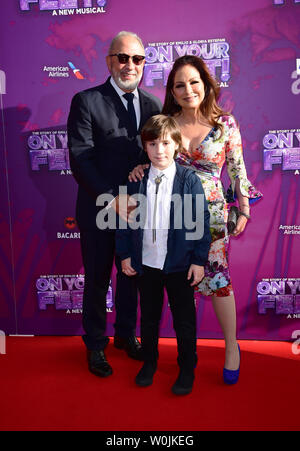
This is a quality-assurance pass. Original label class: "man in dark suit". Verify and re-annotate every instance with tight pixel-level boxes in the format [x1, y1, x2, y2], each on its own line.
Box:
[67, 31, 162, 377]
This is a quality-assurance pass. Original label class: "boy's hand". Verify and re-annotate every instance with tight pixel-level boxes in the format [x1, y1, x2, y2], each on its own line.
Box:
[129, 164, 149, 182]
[187, 264, 204, 286]
[121, 258, 137, 276]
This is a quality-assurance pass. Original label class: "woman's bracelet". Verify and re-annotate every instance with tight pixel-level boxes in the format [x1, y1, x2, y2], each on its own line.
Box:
[239, 210, 251, 219]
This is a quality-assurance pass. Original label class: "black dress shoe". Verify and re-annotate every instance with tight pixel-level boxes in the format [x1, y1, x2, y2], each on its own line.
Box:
[172, 369, 194, 395]
[114, 336, 144, 361]
[135, 362, 157, 387]
[87, 350, 113, 378]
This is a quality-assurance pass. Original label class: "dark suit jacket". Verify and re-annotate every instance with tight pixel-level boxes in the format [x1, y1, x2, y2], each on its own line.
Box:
[67, 77, 162, 229]
[115, 163, 211, 275]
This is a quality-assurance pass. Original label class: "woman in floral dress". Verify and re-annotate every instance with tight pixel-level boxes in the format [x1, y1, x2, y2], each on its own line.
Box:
[130, 55, 262, 382]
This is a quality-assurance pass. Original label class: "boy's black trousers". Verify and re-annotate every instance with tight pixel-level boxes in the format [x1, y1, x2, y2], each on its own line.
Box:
[138, 265, 197, 370]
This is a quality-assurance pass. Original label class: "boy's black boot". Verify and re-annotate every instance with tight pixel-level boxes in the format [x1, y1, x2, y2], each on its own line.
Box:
[171, 368, 195, 395]
[135, 361, 157, 387]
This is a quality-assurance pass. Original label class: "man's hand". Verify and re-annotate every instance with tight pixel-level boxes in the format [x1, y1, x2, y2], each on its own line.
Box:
[111, 194, 137, 223]
[121, 258, 137, 276]
[187, 264, 204, 286]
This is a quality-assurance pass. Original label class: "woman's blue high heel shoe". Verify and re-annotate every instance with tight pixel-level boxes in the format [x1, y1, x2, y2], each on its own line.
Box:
[223, 344, 240, 385]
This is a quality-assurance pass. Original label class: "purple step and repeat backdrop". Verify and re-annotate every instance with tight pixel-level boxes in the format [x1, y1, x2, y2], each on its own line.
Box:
[0, 0, 299, 340]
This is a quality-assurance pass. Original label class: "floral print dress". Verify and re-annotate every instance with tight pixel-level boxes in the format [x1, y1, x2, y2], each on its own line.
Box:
[175, 115, 262, 297]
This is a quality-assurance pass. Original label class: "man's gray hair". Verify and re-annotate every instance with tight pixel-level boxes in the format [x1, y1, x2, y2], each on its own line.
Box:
[108, 31, 145, 55]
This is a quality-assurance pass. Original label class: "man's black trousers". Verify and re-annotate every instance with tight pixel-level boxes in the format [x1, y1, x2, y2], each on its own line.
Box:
[80, 229, 138, 351]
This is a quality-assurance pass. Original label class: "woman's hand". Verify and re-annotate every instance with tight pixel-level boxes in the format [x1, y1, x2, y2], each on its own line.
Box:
[232, 215, 248, 236]
[121, 258, 137, 276]
[233, 179, 250, 237]
[129, 164, 149, 182]
[187, 264, 204, 286]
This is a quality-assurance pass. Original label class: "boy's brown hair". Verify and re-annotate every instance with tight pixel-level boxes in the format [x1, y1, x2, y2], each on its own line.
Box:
[141, 114, 182, 158]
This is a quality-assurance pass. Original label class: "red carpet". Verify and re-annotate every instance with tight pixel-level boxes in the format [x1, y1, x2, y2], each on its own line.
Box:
[0, 336, 299, 431]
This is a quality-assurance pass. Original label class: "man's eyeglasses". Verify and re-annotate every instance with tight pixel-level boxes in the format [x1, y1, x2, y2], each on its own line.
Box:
[109, 53, 145, 66]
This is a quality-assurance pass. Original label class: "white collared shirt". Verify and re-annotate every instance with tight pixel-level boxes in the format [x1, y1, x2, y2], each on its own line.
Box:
[142, 161, 176, 270]
[110, 77, 141, 129]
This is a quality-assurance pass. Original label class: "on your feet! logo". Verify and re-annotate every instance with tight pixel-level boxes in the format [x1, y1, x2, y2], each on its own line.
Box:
[19, 0, 107, 16]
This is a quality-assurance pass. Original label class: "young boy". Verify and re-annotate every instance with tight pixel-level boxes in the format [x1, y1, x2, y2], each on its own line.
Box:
[116, 115, 211, 395]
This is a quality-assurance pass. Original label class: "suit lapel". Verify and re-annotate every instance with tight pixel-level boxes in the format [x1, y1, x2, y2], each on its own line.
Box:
[102, 78, 128, 114]
[138, 89, 153, 132]
[171, 164, 184, 197]
[101, 80, 153, 135]
[138, 168, 149, 195]
[136, 169, 149, 243]
[169, 164, 184, 234]
[101, 78, 136, 133]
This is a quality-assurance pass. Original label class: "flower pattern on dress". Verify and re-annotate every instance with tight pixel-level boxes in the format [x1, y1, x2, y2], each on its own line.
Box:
[176, 115, 263, 297]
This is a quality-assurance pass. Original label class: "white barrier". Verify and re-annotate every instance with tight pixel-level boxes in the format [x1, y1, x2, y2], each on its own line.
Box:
[0, 330, 6, 354]
[0, 69, 6, 95]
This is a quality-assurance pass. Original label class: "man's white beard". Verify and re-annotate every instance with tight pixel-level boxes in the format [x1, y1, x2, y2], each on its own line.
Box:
[114, 72, 142, 91]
